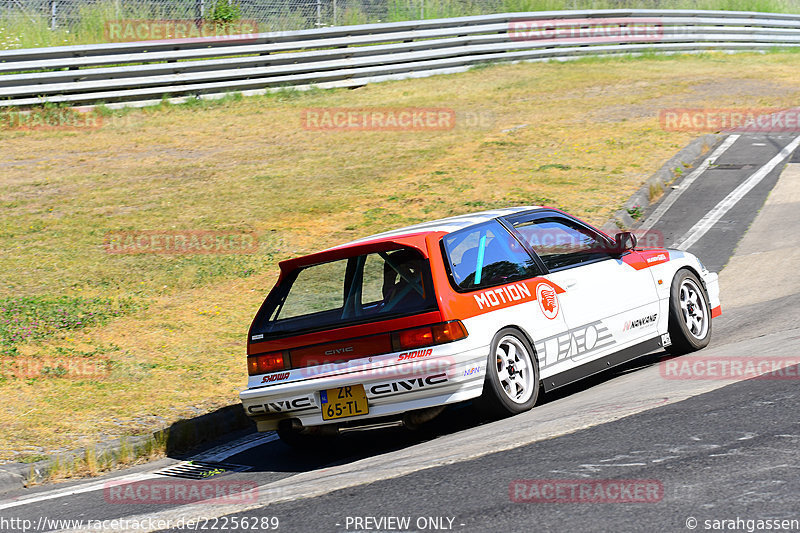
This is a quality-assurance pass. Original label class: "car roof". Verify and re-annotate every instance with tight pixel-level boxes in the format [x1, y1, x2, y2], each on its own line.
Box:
[280, 206, 547, 271]
[337, 206, 542, 248]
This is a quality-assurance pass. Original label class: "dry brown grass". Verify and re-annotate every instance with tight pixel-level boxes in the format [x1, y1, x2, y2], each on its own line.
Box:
[2, 52, 800, 462]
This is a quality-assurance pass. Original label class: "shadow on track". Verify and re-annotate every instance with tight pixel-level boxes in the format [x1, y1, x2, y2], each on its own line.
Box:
[184, 347, 680, 477]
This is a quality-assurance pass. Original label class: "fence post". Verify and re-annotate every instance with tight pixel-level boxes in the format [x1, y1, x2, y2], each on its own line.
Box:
[196, 0, 205, 22]
[333, 0, 337, 26]
[316, 0, 322, 27]
[50, 0, 57, 30]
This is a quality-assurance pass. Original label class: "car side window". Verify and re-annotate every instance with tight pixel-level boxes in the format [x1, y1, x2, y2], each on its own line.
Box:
[510, 215, 613, 271]
[443, 220, 542, 290]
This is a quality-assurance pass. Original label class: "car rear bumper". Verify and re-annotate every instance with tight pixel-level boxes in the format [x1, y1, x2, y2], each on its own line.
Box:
[239, 342, 488, 431]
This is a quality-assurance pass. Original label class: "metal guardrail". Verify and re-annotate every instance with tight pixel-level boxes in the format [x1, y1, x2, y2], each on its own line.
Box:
[2, 9, 800, 109]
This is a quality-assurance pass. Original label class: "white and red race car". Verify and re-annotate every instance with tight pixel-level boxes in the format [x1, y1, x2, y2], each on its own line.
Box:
[240, 207, 720, 445]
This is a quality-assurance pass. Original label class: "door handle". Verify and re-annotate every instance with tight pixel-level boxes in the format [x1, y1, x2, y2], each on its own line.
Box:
[563, 278, 578, 288]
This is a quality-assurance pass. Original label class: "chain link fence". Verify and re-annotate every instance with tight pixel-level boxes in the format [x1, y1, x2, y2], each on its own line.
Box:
[0, 0, 511, 31]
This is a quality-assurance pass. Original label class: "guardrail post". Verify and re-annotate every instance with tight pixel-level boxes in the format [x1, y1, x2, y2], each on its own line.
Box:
[50, 0, 57, 30]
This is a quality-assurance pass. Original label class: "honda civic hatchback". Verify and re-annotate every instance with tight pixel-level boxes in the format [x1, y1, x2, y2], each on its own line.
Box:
[240, 207, 721, 445]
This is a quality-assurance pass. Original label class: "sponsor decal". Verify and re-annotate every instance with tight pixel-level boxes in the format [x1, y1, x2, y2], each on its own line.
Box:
[622, 249, 670, 270]
[623, 314, 658, 331]
[660, 333, 672, 347]
[509, 479, 663, 503]
[463, 365, 481, 377]
[536, 283, 559, 320]
[398, 348, 433, 361]
[369, 372, 448, 395]
[473, 282, 532, 310]
[246, 396, 314, 414]
[260, 371, 290, 384]
[535, 320, 615, 368]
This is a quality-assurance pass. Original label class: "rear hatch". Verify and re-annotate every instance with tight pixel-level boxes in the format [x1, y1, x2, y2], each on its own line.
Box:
[247, 242, 461, 379]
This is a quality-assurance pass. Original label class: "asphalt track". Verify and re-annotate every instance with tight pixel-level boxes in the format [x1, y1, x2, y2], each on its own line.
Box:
[1, 132, 798, 533]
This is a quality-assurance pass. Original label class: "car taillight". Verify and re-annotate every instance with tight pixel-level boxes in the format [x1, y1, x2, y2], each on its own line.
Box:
[392, 320, 468, 351]
[432, 320, 469, 343]
[247, 351, 285, 375]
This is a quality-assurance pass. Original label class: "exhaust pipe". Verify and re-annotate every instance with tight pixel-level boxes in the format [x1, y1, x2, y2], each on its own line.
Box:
[278, 418, 339, 437]
[402, 406, 446, 430]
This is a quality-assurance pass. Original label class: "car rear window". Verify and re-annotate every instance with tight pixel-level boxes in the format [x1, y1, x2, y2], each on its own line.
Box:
[251, 248, 438, 339]
[442, 220, 542, 291]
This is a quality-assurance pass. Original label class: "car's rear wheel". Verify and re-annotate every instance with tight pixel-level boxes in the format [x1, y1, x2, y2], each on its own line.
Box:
[476, 328, 539, 418]
[667, 269, 712, 354]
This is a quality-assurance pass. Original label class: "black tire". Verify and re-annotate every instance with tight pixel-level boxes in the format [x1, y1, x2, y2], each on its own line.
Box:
[667, 269, 712, 355]
[475, 328, 540, 419]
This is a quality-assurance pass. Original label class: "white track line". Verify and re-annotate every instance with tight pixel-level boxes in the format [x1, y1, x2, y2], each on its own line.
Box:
[673, 135, 800, 251]
[639, 134, 740, 231]
[0, 432, 278, 510]
[0, 473, 160, 511]
[194, 432, 279, 463]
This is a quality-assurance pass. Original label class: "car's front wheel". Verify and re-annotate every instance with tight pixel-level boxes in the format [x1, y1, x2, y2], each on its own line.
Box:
[667, 269, 712, 354]
[476, 328, 540, 418]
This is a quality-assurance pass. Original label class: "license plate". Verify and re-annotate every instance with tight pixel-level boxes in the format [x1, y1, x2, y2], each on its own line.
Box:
[320, 384, 369, 420]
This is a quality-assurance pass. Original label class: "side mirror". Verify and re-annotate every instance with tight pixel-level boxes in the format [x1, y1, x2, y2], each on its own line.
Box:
[614, 231, 637, 253]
